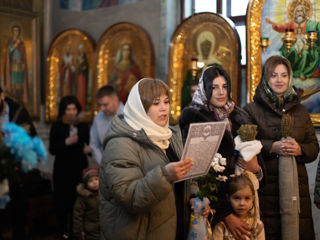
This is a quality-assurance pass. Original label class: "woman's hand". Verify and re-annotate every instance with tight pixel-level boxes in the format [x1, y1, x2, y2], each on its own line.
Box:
[202, 204, 211, 218]
[65, 135, 78, 145]
[270, 141, 284, 155]
[282, 139, 302, 156]
[224, 213, 251, 240]
[271, 140, 302, 156]
[165, 158, 193, 182]
[237, 155, 260, 174]
[83, 144, 91, 154]
[190, 198, 212, 218]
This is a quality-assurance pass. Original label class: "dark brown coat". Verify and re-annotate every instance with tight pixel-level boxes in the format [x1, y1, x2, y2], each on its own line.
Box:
[244, 84, 319, 240]
[73, 184, 99, 240]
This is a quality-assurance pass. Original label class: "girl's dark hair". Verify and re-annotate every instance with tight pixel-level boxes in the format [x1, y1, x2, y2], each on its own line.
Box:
[138, 78, 169, 113]
[202, 64, 232, 103]
[57, 95, 82, 120]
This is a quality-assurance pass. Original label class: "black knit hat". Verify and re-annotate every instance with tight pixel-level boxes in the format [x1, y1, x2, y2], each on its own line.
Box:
[82, 168, 99, 189]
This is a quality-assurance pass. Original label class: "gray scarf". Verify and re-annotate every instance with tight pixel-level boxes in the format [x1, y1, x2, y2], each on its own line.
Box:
[279, 115, 300, 240]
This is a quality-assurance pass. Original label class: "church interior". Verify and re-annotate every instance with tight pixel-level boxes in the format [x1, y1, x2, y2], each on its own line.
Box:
[0, 0, 320, 239]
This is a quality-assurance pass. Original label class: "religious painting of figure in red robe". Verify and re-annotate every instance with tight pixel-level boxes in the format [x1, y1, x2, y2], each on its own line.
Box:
[75, 43, 89, 110]
[108, 43, 142, 103]
[95, 22, 154, 107]
[45, 30, 95, 122]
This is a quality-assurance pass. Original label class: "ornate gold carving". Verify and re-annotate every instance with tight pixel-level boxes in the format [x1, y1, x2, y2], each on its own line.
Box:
[168, 13, 241, 124]
[247, 0, 266, 102]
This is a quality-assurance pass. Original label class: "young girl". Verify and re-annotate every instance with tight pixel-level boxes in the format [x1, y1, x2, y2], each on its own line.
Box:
[212, 174, 265, 240]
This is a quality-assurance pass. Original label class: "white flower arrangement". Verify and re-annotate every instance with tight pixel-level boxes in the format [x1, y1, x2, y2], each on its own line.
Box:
[211, 153, 227, 175]
[196, 152, 228, 202]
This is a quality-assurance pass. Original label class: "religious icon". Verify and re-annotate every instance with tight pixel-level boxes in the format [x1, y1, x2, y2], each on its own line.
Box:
[5, 25, 29, 104]
[168, 13, 241, 123]
[108, 43, 142, 103]
[196, 31, 221, 67]
[247, 0, 320, 125]
[95, 22, 154, 105]
[0, 12, 41, 119]
[264, 1, 320, 81]
[180, 30, 225, 109]
[45, 29, 95, 122]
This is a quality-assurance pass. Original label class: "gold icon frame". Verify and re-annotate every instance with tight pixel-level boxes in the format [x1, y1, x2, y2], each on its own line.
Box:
[45, 29, 95, 122]
[95, 22, 154, 104]
[168, 13, 241, 124]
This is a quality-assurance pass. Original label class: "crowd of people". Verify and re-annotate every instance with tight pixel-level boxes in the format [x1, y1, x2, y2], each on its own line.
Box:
[0, 55, 319, 240]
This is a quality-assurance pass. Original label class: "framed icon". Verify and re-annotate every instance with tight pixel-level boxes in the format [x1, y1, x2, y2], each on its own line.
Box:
[45, 29, 95, 122]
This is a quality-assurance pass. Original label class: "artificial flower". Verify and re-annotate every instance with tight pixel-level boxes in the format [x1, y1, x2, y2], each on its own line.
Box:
[0, 122, 47, 178]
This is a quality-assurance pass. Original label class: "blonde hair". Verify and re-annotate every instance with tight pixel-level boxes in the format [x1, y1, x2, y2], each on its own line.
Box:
[138, 78, 169, 112]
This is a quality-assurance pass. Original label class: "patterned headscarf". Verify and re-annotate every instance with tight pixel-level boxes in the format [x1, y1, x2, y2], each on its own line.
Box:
[192, 66, 234, 131]
[261, 56, 297, 108]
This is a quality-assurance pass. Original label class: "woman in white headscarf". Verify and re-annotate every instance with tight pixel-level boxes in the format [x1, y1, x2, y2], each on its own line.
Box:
[180, 64, 264, 240]
[99, 78, 194, 240]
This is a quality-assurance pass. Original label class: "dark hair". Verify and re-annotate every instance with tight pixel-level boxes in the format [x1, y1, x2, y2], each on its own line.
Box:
[118, 43, 134, 64]
[202, 64, 231, 103]
[138, 78, 169, 113]
[96, 85, 117, 99]
[0, 88, 3, 93]
[263, 55, 291, 81]
[58, 95, 82, 120]
[11, 25, 21, 33]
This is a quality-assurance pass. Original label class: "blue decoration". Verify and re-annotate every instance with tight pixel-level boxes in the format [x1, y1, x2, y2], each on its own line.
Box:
[187, 197, 210, 240]
[1, 122, 47, 172]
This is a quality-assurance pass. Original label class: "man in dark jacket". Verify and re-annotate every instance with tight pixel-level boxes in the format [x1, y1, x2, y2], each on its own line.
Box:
[0, 87, 37, 240]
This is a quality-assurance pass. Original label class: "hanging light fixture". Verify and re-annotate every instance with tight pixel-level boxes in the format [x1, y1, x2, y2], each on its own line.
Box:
[306, 30, 317, 48]
[260, 37, 272, 53]
[282, 28, 296, 52]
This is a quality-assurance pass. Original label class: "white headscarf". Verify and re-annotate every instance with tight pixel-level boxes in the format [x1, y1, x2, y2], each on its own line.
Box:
[124, 79, 172, 150]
